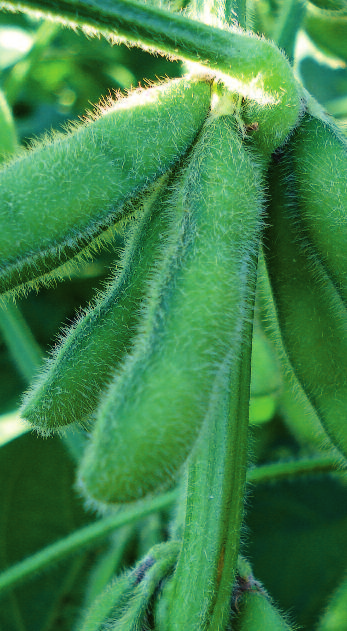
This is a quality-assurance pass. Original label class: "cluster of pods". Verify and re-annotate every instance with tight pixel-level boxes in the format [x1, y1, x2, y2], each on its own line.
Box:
[0, 65, 346, 628]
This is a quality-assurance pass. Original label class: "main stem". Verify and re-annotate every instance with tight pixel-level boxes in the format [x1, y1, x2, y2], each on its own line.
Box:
[4, 0, 301, 118]
[162, 262, 257, 631]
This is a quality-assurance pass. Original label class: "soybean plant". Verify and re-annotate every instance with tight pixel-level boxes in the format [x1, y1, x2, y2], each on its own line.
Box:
[0, 0, 346, 630]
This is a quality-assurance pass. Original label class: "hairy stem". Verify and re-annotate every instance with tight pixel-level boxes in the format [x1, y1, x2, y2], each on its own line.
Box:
[3, 0, 302, 147]
[249, 454, 342, 485]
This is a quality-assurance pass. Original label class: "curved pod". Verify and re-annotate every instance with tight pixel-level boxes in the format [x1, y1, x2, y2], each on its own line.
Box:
[256, 255, 342, 456]
[264, 152, 347, 461]
[0, 76, 211, 295]
[234, 590, 293, 631]
[21, 177, 173, 433]
[291, 114, 347, 305]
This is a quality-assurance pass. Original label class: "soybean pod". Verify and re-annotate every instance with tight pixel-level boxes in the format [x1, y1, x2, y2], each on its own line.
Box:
[21, 176, 174, 433]
[233, 589, 293, 631]
[256, 255, 342, 456]
[290, 113, 347, 306]
[77, 541, 179, 631]
[264, 151, 347, 461]
[77, 112, 264, 505]
[109, 541, 180, 630]
[0, 76, 211, 296]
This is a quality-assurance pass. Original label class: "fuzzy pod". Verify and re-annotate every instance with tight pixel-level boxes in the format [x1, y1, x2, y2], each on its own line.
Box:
[304, 5, 347, 60]
[162, 323, 257, 630]
[0, 75, 211, 296]
[289, 114, 347, 306]
[78, 541, 179, 631]
[77, 571, 136, 631]
[109, 541, 180, 630]
[21, 176, 173, 433]
[77, 113, 264, 505]
[256, 254, 342, 456]
[233, 589, 294, 631]
[264, 152, 347, 461]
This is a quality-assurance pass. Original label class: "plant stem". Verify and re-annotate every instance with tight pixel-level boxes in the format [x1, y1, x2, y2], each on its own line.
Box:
[0, 0, 273, 73]
[0, 295, 89, 459]
[0, 299, 43, 383]
[3, 0, 302, 137]
[207, 292, 255, 631]
[0, 488, 179, 598]
[161, 256, 257, 630]
[248, 453, 342, 484]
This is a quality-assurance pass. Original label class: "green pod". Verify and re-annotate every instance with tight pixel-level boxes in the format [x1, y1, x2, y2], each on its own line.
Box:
[21, 176, 173, 433]
[77, 113, 264, 504]
[233, 589, 293, 631]
[78, 541, 179, 631]
[290, 114, 347, 306]
[264, 152, 347, 461]
[304, 5, 347, 60]
[256, 255, 341, 455]
[109, 541, 180, 630]
[0, 76, 211, 296]
[77, 571, 136, 631]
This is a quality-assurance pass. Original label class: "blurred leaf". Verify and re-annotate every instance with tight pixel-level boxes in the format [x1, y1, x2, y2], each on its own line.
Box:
[304, 6, 347, 62]
[246, 475, 347, 629]
[1, 20, 182, 142]
[299, 56, 347, 112]
[0, 26, 33, 69]
[0, 410, 28, 447]
[0, 89, 18, 159]
[0, 432, 95, 631]
[249, 395, 277, 425]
